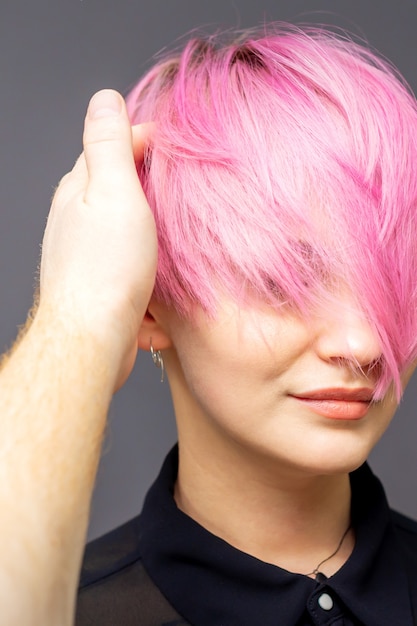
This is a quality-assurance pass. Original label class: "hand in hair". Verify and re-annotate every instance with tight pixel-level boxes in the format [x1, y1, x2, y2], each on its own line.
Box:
[0, 90, 156, 625]
[40, 89, 157, 389]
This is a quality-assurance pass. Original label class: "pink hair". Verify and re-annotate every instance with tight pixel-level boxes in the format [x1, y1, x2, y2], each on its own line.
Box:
[126, 24, 417, 399]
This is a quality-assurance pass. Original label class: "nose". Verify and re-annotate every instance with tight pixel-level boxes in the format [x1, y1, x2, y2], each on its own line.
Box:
[313, 300, 382, 369]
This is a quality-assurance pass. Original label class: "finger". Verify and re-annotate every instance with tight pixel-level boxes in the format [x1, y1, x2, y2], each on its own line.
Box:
[51, 153, 87, 208]
[65, 124, 152, 196]
[71, 152, 88, 179]
[83, 90, 144, 201]
[131, 123, 155, 164]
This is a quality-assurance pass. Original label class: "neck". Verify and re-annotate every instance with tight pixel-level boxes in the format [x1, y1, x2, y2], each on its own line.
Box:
[174, 432, 354, 577]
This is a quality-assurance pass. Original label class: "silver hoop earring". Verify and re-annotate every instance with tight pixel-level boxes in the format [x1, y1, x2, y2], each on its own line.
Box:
[150, 338, 164, 383]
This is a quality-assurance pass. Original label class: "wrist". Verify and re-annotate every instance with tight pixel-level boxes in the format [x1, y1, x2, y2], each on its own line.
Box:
[28, 301, 131, 393]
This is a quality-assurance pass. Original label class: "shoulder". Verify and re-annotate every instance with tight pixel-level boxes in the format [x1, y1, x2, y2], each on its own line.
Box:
[78, 515, 142, 588]
[390, 509, 417, 571]
[391, 509, 417, 542]
[76, 516, 188, 626]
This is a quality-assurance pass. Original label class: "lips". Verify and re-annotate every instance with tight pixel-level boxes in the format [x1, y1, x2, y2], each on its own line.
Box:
[292, 388, 374, 402]
[290, 388, 374, 420]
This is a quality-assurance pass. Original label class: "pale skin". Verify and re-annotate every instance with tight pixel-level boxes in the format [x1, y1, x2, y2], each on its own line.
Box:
[0, 88, 414, 624]
[142, 296, 415, 578]
[0, 90, 157, 625]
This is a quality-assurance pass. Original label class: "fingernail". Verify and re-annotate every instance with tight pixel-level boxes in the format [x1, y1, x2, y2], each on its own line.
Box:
[88, 90, 122, 119]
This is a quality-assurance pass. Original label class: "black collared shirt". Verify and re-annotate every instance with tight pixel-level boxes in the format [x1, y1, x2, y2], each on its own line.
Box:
[77, 446, 417, 625]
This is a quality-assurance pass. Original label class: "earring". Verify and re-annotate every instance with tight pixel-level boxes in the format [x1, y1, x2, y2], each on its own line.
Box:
[150, 338, 164, 383]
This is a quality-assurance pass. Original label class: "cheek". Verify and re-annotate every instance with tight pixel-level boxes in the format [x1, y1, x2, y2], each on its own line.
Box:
[172, 331, 251, 408]
[169, 313, 310, 423]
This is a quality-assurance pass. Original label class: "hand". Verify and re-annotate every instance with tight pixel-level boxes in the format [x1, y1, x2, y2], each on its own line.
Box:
[39, 90, 157, 388]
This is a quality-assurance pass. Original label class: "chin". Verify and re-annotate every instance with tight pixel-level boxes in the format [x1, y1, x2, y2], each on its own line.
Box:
[309, 455, 369, 477]
[257, 431, 378, 478]
[290, 440, 375, 477]
[298, 417, 387, 476]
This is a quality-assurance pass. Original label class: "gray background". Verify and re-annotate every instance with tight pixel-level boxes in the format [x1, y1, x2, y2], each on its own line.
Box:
[0, 0, 416, 541]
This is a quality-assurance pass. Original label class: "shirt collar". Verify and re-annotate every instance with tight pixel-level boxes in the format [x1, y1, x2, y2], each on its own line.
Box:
[139, 446, 413, 626]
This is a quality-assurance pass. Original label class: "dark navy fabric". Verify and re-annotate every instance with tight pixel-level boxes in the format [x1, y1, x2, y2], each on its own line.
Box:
[77, 446, 417, 625]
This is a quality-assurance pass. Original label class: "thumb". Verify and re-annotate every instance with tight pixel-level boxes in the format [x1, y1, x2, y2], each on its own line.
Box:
[83, 89, 147, 205]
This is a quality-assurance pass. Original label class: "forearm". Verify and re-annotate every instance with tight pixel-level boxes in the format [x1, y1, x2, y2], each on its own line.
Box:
[0, 90, 156, 624]
[0, 308, 118, 625]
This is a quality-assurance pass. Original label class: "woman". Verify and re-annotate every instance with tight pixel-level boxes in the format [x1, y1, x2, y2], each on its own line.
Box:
[77, 25, 417, 625]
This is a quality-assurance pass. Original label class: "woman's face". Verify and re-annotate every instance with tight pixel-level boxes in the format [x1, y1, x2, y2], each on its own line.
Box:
[159, 293, 415, 476]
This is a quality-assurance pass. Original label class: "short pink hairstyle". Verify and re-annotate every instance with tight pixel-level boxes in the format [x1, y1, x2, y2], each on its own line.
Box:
[126, 24, 417, 399]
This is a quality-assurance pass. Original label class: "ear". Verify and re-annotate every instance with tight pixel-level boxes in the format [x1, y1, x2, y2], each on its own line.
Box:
[137, 298, 173, 352]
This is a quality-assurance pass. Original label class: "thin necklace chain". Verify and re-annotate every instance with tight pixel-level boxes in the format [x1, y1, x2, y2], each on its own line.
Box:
[305, 523, 352, 579]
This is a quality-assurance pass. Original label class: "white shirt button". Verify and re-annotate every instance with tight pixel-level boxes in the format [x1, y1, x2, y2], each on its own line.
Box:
[318, 592, 334, 611]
